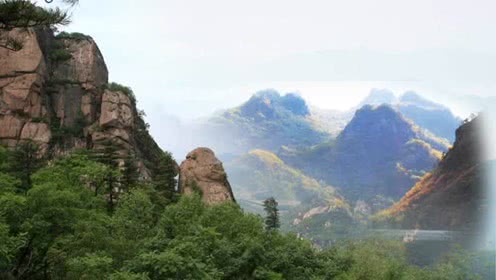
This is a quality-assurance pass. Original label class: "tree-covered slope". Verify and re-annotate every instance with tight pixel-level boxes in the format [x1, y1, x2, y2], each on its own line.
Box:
[225, 149, 345, 212]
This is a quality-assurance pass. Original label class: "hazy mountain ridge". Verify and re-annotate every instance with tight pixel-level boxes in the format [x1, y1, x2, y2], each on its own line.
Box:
[192, 90, 332, 156]
[357, 89, 461, 142]
[279, 104, 448, 200]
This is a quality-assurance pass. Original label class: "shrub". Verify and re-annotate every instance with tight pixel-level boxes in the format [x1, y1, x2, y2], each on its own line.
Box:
[56, 31, 91, 41]
[106, 82, 137, 104]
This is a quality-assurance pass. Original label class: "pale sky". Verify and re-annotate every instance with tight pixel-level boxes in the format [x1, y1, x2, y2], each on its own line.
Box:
[45, 0, 495, 118]
[39, 0, 496, 156]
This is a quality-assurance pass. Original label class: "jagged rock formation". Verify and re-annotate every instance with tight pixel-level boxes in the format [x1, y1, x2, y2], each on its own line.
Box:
[0, 28, 166, 177]
[377, 117, 485, 231]
[280, 104, 449, 200]
[179, 147, 235, 205]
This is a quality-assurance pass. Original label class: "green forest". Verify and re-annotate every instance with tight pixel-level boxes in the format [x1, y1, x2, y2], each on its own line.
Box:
[0, 145, 485, 279]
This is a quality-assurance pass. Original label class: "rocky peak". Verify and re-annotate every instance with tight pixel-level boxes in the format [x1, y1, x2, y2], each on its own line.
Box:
[338, 104, 416, 151]
[0, 28, 169, 178]
[179, 147, 235, 205]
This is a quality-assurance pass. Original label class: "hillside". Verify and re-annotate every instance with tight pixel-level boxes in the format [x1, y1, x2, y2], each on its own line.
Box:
[225, 149, 357, 243]
[225, 149, 345, 211]
[280, 104, 449, 200]
[376, 117, 485, 231]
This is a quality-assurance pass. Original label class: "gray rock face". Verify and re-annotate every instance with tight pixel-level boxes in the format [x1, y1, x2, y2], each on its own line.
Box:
[179, 147, 236, 205]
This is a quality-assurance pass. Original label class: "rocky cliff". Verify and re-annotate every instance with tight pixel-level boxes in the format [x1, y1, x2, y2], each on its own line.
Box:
[0, 28, 165, 177]
[377, 117, 484, 231]
[179, 147, 235, 205]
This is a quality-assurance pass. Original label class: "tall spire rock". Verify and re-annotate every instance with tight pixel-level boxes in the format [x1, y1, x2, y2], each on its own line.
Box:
[179, 147, 236, 205]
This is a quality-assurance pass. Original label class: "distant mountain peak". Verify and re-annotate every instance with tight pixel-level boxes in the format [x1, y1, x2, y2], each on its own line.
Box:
[399, 91, 445, 109]
[239, 90, 309, 120]
[358, 88, 397, 107]
[357, 89, 460, 142]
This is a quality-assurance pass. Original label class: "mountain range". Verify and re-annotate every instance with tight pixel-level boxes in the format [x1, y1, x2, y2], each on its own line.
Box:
[279, 104, 449, 200]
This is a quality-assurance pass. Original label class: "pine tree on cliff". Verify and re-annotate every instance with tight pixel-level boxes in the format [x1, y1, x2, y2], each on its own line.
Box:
[0, 0, 78, 51]
[121, 153, 140, 191]
[91, 139, 122, 212]
[263, 197, 280, 231]
[152, 152, 178, 203]
[8, 141, 43, 193]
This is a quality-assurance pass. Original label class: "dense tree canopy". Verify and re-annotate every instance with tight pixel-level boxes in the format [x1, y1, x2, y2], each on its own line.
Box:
[0, 146, 487, 279]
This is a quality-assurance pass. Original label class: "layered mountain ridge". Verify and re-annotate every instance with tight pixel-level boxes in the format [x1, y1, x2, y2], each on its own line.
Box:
[358, 89, 461, 142]
[280, 104, 449, 200]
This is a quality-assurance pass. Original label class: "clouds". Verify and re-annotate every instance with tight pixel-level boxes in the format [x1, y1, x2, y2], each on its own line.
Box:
[50, 0, 495, 123]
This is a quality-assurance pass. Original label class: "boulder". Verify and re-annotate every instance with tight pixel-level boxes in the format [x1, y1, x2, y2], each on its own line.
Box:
[179, 147, 235, 205]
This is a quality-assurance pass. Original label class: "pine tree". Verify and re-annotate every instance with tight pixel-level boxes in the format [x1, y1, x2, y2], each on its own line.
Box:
[8, 141, 43, 193]
[0, 0, 78, 51]
[151, 152, 178, 203]
[91, 139, 122, 212]
[263, 197, 280, 231]
[121, 153, 140, 192]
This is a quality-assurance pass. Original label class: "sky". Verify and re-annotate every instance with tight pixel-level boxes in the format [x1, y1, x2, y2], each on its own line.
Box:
[39, 0, 496, 154]
[44, 0, 496, 118]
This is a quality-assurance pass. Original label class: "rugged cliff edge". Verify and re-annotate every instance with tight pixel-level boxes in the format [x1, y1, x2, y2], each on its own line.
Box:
[0, 28, 165, 178]
[376, 117, 485, 231]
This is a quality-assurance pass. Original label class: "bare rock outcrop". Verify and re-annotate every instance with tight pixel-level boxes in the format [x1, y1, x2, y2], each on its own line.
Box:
[179, 147, 236, 205]
[99, 90, 133, 128]
[0, 28, 168, 179]
[51, 36, 108, 90]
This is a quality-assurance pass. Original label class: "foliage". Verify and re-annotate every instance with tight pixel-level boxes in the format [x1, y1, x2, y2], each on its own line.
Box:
[107, 82, 137, 104]
[6, 141, 43, 193]
[49, 40, 72, 62]
[0, 146, 489, 279]
[263, 197, 280, 231]
[0, 0, 76, 51]
[56, 31, 90, 41]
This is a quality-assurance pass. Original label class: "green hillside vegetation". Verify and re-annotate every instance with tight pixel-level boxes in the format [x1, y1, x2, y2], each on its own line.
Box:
[226, 149, 344, 209]
[0, 146, 483, 279]
[226, 149, 368, 244]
